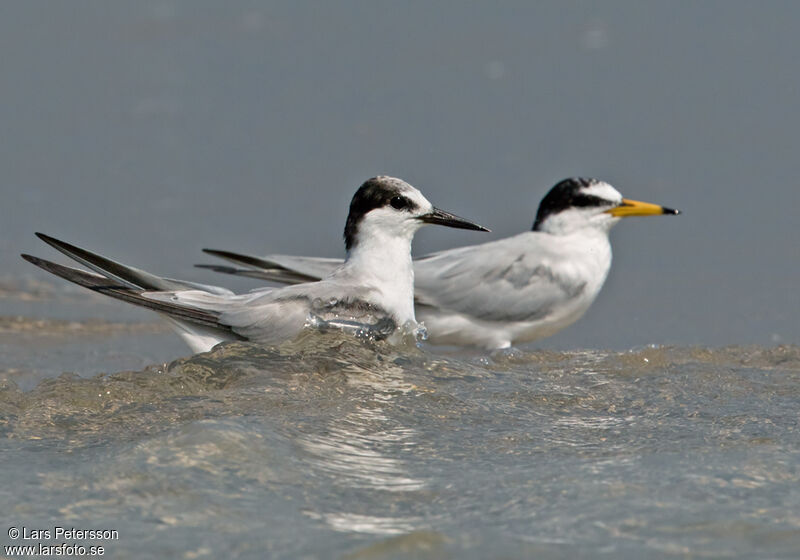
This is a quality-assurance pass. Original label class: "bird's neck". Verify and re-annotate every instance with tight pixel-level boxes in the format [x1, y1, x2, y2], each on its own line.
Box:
[546, 226, 613, 253]
[344, 230, 416, 324]
[540, 227, 613, 282]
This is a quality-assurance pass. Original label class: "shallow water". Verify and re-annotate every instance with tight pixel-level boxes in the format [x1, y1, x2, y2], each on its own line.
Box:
[2, 315, 799, 559]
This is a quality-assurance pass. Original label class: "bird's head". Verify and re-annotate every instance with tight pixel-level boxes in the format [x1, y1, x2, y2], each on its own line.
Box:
[344, 176, 489, 252]
[532, 177, 680, 235]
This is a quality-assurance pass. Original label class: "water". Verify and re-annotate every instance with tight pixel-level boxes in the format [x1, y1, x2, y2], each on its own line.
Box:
[2, 311, 798, 559]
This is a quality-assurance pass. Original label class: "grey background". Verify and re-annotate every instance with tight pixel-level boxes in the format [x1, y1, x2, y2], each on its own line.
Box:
[2, 1, 798, 350]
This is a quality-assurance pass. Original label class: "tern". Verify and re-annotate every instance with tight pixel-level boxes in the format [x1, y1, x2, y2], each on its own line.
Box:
[21, 176, 489, 353]
[198, 178, 680, 350]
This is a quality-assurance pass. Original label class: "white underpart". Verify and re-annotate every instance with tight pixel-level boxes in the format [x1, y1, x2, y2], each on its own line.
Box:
[415, 228, 613, 349]
[336, 187, 433, 327]
[161, 316, 234, 353]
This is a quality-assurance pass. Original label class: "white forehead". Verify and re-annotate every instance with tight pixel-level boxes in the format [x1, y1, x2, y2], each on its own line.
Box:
[581, 180, 622, 203]
[379, 176, 432, 210]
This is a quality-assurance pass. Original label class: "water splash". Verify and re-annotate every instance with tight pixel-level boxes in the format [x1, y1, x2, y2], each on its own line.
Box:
[2, 334, 800, 557]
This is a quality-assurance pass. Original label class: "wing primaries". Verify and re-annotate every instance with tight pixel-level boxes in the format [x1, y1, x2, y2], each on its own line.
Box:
[195, 263, 315, 284]
[200, 249, 338, 284]
[20, 253, 243, 337]
[36, 232, 233, 295]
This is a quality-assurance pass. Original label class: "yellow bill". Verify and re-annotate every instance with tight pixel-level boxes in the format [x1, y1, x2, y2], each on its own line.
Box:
[605, 198, 681, 217]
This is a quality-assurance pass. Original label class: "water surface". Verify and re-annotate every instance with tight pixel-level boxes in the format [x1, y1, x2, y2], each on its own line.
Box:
[2, 318, 798, 559]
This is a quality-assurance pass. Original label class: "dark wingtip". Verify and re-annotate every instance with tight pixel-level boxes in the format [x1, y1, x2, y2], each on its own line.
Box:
[195, 264, 237, 273]
[35, 231, 69, 250]
[21, 253, 66, 276]
[202, 249, 246, 260]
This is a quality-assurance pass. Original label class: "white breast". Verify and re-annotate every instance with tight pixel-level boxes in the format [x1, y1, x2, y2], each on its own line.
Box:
[417, 230, 613, 349]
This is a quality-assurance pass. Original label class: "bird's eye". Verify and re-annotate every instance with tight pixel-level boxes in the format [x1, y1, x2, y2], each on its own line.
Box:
[390, 196, 409, 210]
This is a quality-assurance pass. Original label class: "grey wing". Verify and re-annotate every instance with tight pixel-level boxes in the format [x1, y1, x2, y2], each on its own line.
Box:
[199, 250, 340, 284]
[152, 279, 390, 344]
[413, 236, 585, 323]
[143, 286, 309, 345]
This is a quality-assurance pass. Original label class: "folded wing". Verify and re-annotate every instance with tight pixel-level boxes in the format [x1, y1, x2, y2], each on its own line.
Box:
[413, 234, 585, 323]
[198, 250, 339, 285]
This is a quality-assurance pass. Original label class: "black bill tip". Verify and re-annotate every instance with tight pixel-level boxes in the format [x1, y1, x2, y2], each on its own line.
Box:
[663, 207, 681, 215]
[418, 207, 490, 232]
